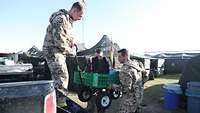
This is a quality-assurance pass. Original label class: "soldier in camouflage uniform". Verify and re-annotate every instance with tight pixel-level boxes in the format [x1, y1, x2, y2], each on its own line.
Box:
[116, 49, 148, 113]
[42, 1, 85, 96]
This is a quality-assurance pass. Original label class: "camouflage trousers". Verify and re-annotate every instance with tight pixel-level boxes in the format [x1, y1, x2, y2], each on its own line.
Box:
[43, 48, 69, 96]
[118, 88, 143, 113]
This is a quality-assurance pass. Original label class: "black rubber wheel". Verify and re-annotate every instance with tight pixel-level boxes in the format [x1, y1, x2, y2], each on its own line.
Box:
[96, 92, 112, 109]
[110, 90, 121, 99]
[78, 88, 92, 102]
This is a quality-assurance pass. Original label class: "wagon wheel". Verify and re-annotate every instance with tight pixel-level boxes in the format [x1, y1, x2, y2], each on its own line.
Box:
[110, 89, 121, 99]
[78, 87, 92, 102]
[96, 92, 112, 109]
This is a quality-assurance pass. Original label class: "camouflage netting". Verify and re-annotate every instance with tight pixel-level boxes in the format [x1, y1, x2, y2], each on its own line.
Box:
[179, 55, 200, 91]
[77, 35, 120, 56]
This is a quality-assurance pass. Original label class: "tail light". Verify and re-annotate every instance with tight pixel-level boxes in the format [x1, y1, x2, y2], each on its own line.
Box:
[44, 91, 56, 113]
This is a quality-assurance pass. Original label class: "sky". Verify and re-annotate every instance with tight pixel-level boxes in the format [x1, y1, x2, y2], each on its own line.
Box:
[0, 0, 200, 53]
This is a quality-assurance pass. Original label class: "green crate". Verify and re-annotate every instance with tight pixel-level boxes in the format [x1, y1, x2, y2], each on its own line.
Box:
[94, 73, 108, 88]
[85, 73, 108, 88]
[83, 73, 94, 86]
[74, 71, 119, 88]
[73, 71, 85, 85]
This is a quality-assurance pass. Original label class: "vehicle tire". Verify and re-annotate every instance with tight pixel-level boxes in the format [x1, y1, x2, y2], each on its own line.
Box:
[110, 89, 121, 99]
[96, 92, 112, 109]
[78, 88, 92, 102]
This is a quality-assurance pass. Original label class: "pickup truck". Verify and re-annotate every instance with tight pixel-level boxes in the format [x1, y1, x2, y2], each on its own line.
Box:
[0, 64, 88, 113]
[0, 64, 56, 113]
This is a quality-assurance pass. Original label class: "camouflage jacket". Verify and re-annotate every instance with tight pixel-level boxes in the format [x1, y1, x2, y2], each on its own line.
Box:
[118, 60, 144, 93]
[43, 9, 74, 55]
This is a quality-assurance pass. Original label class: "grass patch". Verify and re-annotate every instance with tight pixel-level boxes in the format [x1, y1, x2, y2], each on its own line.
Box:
[144, 74, 180, 103]
[143, 74, 186, 113]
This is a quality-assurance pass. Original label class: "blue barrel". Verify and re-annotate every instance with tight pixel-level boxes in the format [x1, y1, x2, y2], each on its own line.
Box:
[163, 83, 182, 109]
[186, 82, 200, 113]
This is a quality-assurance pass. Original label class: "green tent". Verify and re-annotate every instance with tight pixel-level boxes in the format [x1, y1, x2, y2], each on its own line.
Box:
[179, 55, 200, 91]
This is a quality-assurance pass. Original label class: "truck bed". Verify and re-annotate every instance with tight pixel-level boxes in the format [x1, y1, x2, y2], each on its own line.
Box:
[0, 80, 54, 113]
[0, 64, 89, 113]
